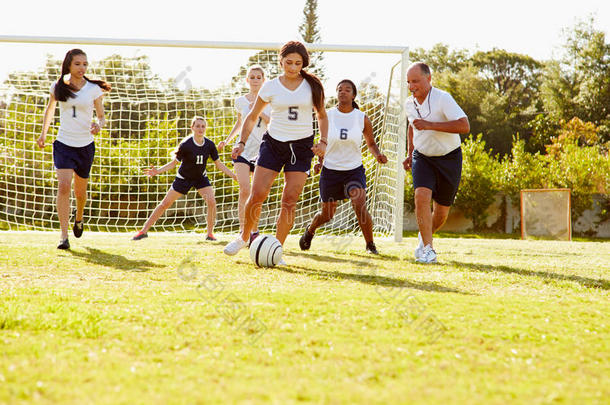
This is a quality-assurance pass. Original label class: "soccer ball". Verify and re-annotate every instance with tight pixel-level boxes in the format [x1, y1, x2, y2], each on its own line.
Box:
[249, 235, 283, 267]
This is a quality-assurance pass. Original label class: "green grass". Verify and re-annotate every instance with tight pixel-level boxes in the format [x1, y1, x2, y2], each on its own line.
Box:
[0, 231, 608, 404]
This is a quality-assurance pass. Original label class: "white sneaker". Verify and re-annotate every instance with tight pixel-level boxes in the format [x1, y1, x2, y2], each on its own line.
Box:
[414, 232, 424, 259]
[277, 258, 287, 266]
[416, 244, 437, 264]
[223, 237, 246, 256]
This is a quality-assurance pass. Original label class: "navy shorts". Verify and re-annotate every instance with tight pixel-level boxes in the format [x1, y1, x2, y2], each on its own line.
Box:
[319, 165, 367, 202]
[53, 140, 95, 179]
[232, 155, 255, 172]
[171, 176, 211, 194]
[412, 147, 462, 206]
[256, 132, 314, 173]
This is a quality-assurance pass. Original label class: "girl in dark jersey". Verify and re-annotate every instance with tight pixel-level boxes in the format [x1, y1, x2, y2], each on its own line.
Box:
[133, 117, 236, 241]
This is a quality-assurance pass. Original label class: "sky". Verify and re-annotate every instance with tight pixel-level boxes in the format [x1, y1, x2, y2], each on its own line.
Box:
[0, 0, 609, 90]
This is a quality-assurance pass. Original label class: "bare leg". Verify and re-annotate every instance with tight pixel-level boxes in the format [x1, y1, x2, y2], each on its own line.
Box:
[307, 201, 338, 234]
[240, 166, 278, 242]
[73, 173, 89, 222]
[140, 188, 183, 233]
[415, 187, 434, 247]
[234, 162, 252, 233]
[349, 187, 374, 244]
[275, 171, 308, 245]
[197, 186, 216, 236]
[56, 169, 73, 240]
[432, 201, 451, 233]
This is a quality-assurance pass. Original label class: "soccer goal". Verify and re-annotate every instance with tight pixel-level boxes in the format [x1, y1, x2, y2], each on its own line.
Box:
[0, 36, 408, 241]
[520, 188, 572, 241]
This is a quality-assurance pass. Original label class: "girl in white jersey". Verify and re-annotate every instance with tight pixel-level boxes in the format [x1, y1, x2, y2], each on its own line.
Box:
[218, 66, 271, 241]
[37, 49, 110, 250]
[300, 80, 388, 254]
[224, 41, 328, 262]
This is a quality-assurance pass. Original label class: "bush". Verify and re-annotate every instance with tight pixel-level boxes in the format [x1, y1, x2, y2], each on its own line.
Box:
[453, 134, 501, 230]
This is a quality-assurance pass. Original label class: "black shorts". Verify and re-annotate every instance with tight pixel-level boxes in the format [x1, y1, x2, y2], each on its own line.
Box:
[319, 165, 366, 203]
[232, 155, 255, 172]
[412, 147, 462, 206]
[52, 140, 95, 179]
[256, 132, 314, 173]
[171, 176, 211, 195]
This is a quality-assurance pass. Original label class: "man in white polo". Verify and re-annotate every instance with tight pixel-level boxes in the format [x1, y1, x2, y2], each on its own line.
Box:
[403, 62, 470, 263]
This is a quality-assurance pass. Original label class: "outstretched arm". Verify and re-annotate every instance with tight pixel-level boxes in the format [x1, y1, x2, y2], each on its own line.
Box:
[218, 114, 242, 150]
[37, 93, 57, 148]
[232, 97, 269, 159]
[363, 115, 387, 164]
[311, 107, 328, 158]
[144, 160, 179, 177]
[213, 159, 237, 181]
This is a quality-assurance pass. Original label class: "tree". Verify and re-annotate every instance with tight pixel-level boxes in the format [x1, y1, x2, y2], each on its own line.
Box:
[541, 16, 610, 143]
[299, 0, 325, 81]
[409, 43, 469, 74]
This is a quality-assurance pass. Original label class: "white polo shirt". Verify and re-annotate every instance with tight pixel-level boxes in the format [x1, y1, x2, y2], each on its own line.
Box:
[257, 77, 314, 142]
[406, 87, 466, 157]
[50, 81, 104, 147]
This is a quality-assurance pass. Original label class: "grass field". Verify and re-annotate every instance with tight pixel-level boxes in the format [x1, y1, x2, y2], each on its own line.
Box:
[1, 231, 608, 404]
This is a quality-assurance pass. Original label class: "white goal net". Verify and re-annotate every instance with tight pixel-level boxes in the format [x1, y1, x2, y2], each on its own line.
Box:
[0, 38, 407, 239]
[520, 189, 572, 241]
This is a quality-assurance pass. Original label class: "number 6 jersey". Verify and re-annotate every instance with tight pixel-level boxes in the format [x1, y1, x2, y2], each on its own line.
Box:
[323, 107, 366, 171]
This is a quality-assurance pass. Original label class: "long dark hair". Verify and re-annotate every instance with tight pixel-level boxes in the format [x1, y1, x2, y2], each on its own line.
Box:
[337, 79, 359, 110]
[54, 49, 111, 102]
[279, 41, 324, 111]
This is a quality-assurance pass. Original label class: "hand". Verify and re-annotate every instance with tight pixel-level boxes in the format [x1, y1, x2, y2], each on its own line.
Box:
[314, 162, 323, 175]
[36, 135, 46, 149]
[143, 165, 158, 177]
[403, 154, 412, 171]
[412, 119, 431, 131]
[311, 142, 326, 158]
[376, 154, 388, 164]
[231, 143, 244, 160]
[90, 122, 101, 135]
[218, 140, 226, 150]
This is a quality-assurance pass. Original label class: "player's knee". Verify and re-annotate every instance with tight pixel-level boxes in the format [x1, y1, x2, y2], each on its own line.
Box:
[239, 186, 251, 199]
[414, 189, 431, 207]
[57, 181, 71, 196]
[74, 190, 87, 200]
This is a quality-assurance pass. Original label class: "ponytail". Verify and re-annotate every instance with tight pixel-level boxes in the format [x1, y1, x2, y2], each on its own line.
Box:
[300, 69, 325, 111]
[352, 100, 360, 110]
[54, 49, 110, 101]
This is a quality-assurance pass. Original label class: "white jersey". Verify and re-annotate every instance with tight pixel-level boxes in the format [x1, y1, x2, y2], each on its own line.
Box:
[233, 95, 271, 161]
[406, 87, 466, 157]
[257, 77, 314, 142]
[323, 107, 366, 171]
[50, 81, 104, 147]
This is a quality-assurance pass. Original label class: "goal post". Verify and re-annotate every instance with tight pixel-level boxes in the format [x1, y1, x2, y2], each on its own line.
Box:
[0, 35, 408, 240]
[520, 188, 572, 241]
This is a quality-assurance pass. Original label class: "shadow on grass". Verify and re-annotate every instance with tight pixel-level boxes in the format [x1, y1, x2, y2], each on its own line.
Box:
[67, 247, 163, 272]
[275, 262, 470, 295]
[286, 251, 374, 267]
[447, 259, 610, 290]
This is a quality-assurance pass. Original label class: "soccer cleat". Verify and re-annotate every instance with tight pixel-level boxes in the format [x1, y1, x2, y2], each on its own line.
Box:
[414, 232, 424, 259]
[277, 257, 287, 266]
[223, 237, 246, 256]
[299, 226, 314, 250]
[57, 238, 70, 250]
[73, 220, 84, 238]
[416, 244, 437, 264]
[206, 234, 217, 241]
[366, 242, 379, 255]
[248, 230, 260, 247]
[132, 231, 148, 241]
